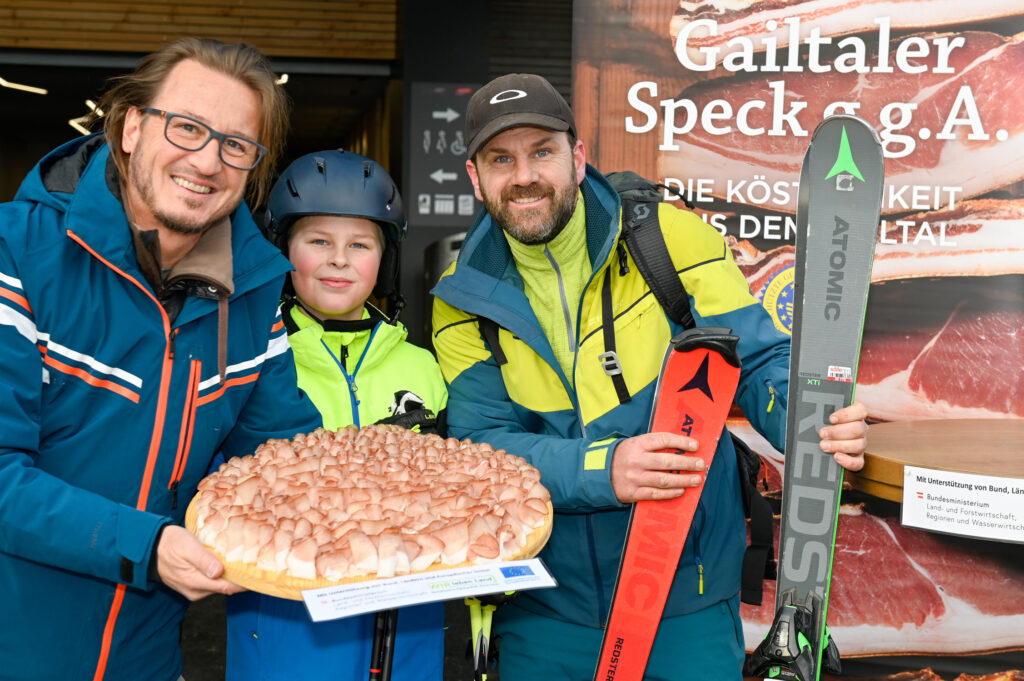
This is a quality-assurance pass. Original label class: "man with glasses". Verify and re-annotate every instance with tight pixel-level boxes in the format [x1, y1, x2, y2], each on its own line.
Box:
[0, 38, 321, 681]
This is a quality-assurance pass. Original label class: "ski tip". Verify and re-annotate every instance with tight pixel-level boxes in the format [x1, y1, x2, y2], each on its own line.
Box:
[812, 114, 883, 150]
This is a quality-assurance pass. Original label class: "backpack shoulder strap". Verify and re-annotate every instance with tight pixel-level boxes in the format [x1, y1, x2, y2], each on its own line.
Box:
[477, 316, 508, 366]
[606, 171, 695, 329]
[732, 432, 778, 605]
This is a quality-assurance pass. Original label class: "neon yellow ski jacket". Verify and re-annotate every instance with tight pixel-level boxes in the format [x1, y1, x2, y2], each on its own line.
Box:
[288, 306, 447, 428]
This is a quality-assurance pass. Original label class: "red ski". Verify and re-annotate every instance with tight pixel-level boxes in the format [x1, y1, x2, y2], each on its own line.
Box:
[594, 326, 741, 681]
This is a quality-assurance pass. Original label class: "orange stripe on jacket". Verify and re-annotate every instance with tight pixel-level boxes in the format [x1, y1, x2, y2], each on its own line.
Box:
[70, 230, 174, 681]
[42, 353, 141, 404]
[92, 584, 127, 681]
[196, 372, 260, 407]
[271, 319, 284, 333]
[0, 286, 32, 313]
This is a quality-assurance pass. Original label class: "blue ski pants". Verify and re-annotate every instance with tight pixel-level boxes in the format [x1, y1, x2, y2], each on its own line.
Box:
[225, 589, 443, 681]
[493, 595, 745, 681]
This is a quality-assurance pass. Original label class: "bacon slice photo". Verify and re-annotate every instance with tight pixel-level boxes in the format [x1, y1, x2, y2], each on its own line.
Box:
[740, 505, 1024, 656]
[185, 424, 552, 599]
[856, 275, 1024, 421]
[728, 225, 1024, 421]
[872, 199, 1024, 282]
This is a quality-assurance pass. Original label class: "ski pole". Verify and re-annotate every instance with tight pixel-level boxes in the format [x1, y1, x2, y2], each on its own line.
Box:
[368, 608, 398, 681]
[466, 592, 515, 680]
[465, 597, 493, 681]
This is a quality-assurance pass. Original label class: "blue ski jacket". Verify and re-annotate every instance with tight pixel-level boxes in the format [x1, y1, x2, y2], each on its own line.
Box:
[431, 165, 790, 627]
[0, 135, 322, 681]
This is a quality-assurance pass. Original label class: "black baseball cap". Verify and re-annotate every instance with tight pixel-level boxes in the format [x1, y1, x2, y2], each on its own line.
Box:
[465, 73, 576, 158]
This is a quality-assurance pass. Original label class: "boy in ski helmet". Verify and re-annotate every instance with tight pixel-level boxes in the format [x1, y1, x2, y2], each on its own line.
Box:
[225, 149, 447, 681]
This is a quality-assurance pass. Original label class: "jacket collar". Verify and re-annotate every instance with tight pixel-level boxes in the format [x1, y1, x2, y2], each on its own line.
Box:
[430, 164, 622, 379]
[458, 164, 621, 283]
[163, 217, 234, 296]
[432, 164, 622, 330]
[130, 216, 235, 297]
[287, 304, 408, 369]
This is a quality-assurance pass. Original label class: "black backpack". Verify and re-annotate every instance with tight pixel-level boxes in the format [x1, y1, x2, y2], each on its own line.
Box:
[477, 171, 777, 605]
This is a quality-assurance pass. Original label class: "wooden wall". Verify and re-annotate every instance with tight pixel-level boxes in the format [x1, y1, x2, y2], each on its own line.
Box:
[0, 0, 397, 60]
[491, 0, 572, 101]
[573, 0, 696, 178]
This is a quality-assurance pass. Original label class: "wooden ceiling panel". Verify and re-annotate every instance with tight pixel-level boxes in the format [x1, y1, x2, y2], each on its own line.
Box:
[0, 0, 397, 60]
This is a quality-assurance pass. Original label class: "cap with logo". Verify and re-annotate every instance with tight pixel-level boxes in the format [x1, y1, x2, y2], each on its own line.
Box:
[464, 73, 576, 158]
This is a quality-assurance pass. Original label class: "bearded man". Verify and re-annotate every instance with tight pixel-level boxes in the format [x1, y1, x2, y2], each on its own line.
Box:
[431, 73, 870, 681]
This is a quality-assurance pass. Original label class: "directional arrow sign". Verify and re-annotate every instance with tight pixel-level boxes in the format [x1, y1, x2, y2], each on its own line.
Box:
[430, 169, 459, 184]
[408, 82, 479, 228]
[431, 107, 460, 123]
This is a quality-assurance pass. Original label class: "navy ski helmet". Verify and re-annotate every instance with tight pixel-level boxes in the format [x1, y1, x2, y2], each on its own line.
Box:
[264, 149, 406, 301]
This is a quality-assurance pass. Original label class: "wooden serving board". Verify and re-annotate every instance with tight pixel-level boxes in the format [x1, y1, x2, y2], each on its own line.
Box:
[850, 419, 1024, 502]
[184, 493, 553, 600]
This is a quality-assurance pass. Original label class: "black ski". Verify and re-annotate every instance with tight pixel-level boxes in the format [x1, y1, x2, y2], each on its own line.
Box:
[746, 115, 883, 681]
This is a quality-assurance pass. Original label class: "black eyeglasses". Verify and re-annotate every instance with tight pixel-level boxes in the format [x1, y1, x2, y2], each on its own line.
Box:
[141, 107, 267, 171]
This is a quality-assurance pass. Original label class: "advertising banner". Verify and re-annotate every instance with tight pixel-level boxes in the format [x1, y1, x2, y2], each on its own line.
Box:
[573, 1, 1024, 677]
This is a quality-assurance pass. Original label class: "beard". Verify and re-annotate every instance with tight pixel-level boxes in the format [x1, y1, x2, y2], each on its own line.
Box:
[127, 147, 228, 236]
[480, 174, 579, 246]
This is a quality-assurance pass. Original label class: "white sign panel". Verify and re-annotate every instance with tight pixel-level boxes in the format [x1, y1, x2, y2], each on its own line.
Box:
[902, 465, 1024, 544]
[302, 558, 556, 622]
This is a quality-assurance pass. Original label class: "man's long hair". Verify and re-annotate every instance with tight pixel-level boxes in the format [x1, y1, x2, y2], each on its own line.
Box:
[94, 37, 290, 208]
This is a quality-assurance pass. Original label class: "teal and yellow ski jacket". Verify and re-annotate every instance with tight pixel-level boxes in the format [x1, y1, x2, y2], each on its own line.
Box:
[431, 165, 790, 626]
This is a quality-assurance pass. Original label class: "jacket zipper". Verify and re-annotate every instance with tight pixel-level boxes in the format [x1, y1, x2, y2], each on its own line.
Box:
[693, 503, 706, 596]
[543, 245, 577, 354]
[169, 358, 201, 509]
[67, 230, 176, 681]
[320, 323, 380, 428]
[764, 378, 777, 414]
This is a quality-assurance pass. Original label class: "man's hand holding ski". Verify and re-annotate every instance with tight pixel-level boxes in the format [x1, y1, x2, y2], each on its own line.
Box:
[611, 402, 868, 506]
[610, 433, 704, 503]
[818, 402, 869, 471]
